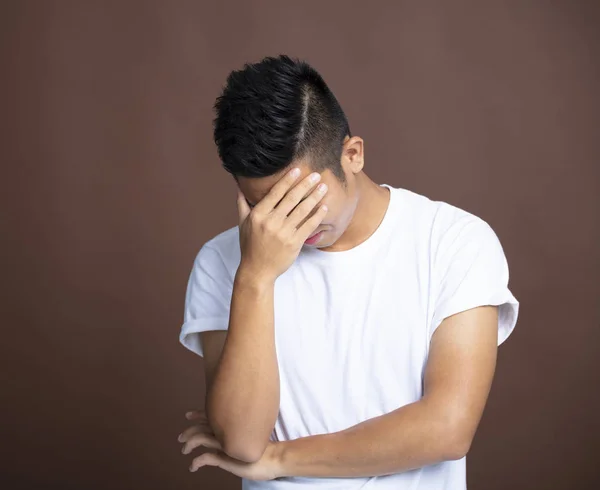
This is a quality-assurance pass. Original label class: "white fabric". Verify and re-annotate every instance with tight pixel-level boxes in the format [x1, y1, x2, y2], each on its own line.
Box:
[180, 184, 519, 489]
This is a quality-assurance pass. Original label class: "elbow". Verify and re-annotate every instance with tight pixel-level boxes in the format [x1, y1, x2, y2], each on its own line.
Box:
[222, 438, 267, 463]
[440, 422, 473, 461]
[207, 418, 268, 463]
[205, 402, 271, 462]
[443, 436, 471, 461]
[434, 409, 474, 461]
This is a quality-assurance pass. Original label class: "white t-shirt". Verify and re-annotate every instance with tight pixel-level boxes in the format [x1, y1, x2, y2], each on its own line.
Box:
[180, 184, 519, 490]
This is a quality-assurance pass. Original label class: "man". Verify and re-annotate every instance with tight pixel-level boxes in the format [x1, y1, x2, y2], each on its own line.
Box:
[177, 54, 519, 489]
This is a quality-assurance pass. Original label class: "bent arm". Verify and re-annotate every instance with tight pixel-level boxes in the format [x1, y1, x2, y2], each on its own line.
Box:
[272, 306, 498, 477]
[203, 267, 280, 463]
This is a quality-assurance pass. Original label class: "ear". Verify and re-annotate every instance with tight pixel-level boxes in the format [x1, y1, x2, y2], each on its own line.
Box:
[342, 136, 365, 174]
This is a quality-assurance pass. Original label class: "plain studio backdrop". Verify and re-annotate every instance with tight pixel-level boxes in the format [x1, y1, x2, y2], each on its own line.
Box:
[1, 1, 599, 489]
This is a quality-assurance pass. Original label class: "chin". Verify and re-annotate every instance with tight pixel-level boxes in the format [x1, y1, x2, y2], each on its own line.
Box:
[315, 237, 335, 249]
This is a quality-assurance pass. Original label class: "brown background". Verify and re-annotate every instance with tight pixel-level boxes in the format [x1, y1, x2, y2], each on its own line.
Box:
[2, 1, 599, 489]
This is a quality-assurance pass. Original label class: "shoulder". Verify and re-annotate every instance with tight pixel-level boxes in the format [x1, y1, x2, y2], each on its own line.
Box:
[193, 225, 241, 278]
[426, 200, 506, 276]
[204, 225, 240, 258]
[388, 185, 500, 257]
[389, 185, 490, 236]
[431, 201, 493, 248]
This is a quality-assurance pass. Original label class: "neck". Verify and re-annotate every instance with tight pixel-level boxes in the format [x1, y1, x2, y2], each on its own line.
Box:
[321, 173, 391, 252]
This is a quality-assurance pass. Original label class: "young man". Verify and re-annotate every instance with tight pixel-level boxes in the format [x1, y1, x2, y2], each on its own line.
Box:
[177, 55, 519, 489]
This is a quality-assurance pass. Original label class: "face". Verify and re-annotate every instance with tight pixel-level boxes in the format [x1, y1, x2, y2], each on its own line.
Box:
[236, 136, 365, 250]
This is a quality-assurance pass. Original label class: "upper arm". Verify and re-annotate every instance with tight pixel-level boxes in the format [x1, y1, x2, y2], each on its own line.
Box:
[200, 331, 228, 394]
[422, 212, 518, 457]
[180, 243, 233, 357]
[423, 305, 498, 456]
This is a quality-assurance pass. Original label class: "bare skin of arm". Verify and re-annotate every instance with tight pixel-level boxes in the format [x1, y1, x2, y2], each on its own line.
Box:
[201, 272, 277, 463]
[271, 305, 499, 477]
[181, 305, 499, 479]
[200, 167, 329, 463]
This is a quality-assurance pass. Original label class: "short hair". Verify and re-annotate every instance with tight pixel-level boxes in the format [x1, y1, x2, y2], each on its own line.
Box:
[212, 54, 351, 184]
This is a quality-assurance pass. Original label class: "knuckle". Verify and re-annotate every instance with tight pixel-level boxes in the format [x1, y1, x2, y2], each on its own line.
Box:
[276, 228, 291, 242]
[264, 219, 279, 234]
[273, 181, 292, 199]
[295, 202, 314, 218]
[284, 232, 297, 245]
[309, 192, 324, 206]
[308, 213, 322, 225]
[183, 427, 196, 438]
[283, 238, 296, 250]
[300, 196, 322, 214]
[304, 174, 320, 187]
[291, 184, 310, 200]
[188, 435, 204, 448]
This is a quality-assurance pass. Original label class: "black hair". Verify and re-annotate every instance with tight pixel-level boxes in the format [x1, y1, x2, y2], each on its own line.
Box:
[212, 54, 351, 184]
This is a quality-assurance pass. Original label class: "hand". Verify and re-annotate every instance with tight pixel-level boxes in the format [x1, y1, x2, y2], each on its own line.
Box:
[179, 409, 283, 481]
[236, 167, 329, 282]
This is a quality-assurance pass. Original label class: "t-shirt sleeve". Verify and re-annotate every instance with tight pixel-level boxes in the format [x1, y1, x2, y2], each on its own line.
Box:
[429, 216, 519, 346]
[179, 243, 233, 357]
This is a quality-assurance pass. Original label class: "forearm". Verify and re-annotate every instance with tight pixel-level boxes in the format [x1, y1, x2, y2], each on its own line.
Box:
[206, 267, 280, 460]
[275, 399, 466, 478]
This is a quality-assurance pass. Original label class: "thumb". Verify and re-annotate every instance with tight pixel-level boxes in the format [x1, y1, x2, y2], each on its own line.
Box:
[237, 188, 251, 225]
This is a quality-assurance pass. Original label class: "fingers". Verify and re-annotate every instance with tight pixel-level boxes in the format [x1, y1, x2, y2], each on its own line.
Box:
[253, 167, 302, 214]
[296, 203, 329, 240]
[185, 410, 207, 421]
[181, 430, 222, 454]
[237, 189, 251, 225]
[178, 423, 211, 443]
[189, 450, 227, 472]
[285, 182, 328, 229]
[272, 171, 322, 218]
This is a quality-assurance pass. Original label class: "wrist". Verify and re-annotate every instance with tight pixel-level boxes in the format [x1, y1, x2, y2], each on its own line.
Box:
[235, 264, 276, 289]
